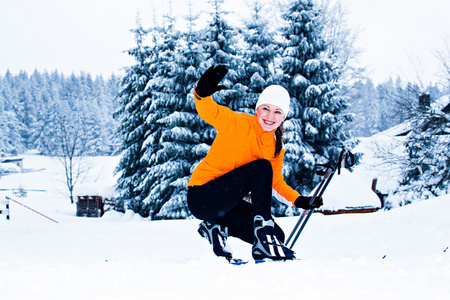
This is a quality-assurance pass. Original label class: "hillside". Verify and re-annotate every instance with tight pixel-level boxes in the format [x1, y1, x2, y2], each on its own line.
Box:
[0, 135, 449, 299]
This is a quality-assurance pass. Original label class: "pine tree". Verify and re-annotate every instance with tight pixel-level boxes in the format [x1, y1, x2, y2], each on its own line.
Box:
[145, 4, 208, 219]
[15, 72, 37, 150]
[279, 0, 351, 194]
[28, 71, 49, 150]
[139, 8, 189, 219]
[375, 80, 395, 132]
[115, 18, 154, 215]
[200, 0, 244, 110]
[346, 79, 378, 137]
[390, 95, 450, 207]
[0, 69, 118, 156]
[239, 0, 280, 113]
[144, 1, 249, 219]
[98, 75, 120, 155]
[0, 72, 23, 155]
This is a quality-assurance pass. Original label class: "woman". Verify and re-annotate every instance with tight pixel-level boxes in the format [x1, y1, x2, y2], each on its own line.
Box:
[187, 65, 323, 261]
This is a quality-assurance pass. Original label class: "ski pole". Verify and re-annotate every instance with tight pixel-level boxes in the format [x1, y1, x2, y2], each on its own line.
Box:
[286, 167, 331, 247]
[286, 149, 353, 249]
[6, 196, 59, 223]
[286, 166, 334, 248]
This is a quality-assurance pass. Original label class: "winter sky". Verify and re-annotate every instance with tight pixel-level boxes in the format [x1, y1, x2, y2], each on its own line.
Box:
[1, 0, 449, 84]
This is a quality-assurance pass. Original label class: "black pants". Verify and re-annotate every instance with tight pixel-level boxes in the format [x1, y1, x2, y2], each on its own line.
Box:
[187, 159, 285, 244]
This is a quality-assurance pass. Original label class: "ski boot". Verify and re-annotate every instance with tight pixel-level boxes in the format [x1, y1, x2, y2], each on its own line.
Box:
[198, 221, 233, 260]
[252, 215, 296, 261]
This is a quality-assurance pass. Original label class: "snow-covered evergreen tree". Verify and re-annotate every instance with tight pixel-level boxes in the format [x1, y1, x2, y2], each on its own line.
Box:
[199, 0, 244, 110]
[239, 0, 280, 113]
[0, 72, 23, 155]
[139, 8, 192, 219]
[346, 79, 378, 137]
[15, 72, 37, 150]
[391, 95, 450, 206]
[141, 4, 208, 219]
[37, 82, 62, 155]
[28, 71, 49, 150]
[115, 18, 154, 215]
[146, 0, 248, 219]
[376, 79, 401, 132]
[0, 70, 118, 156]
[279, 0, 351, 194]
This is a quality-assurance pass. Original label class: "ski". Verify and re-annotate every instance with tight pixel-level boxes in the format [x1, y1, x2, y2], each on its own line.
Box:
[228, 258, 249, 265]
[228, 257, 300, 265]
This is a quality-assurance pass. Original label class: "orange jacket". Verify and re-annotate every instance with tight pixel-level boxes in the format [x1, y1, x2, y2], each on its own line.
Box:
[187, 90, 300, 205]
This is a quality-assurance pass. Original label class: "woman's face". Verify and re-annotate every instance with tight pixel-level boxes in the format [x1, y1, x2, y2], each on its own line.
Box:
[256, 103, 285, 132]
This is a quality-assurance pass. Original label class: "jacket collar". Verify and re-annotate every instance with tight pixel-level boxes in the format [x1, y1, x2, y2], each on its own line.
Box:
[250, 115, 277, 136]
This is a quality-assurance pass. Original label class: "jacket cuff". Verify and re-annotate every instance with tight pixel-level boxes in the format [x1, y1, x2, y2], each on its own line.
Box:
[194, 87, 202, 100]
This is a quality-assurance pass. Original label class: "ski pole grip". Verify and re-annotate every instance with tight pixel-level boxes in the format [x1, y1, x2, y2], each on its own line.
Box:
[337, 149, 355, 174]
[346, 151, 355, 167]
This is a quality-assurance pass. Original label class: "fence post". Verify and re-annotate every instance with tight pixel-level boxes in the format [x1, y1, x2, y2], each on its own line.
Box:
[0, 198, 10, 220]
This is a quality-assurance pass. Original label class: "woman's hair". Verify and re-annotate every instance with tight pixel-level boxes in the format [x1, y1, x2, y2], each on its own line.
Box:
[274, 125, 284, 157]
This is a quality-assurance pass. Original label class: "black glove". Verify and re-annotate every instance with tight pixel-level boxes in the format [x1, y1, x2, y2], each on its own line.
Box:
[294, 196, 323, 210]
[195, 65, 228, 97]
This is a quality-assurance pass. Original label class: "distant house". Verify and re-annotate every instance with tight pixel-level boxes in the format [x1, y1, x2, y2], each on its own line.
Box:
[0, 156, 24, 173]
[396, 94, 450, 137]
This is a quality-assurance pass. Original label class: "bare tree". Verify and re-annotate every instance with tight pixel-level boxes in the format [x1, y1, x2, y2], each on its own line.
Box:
[319, 0, 365, 87]
[56, 115, 89, 203]
[435, 39, 450, 89]
[41, 105, 91, 204]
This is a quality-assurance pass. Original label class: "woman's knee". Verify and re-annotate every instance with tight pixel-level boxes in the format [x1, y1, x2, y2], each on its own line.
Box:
[252, 159, 272, 173]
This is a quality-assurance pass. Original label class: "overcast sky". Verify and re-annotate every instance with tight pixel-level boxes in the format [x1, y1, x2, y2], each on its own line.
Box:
[1, 0, 449, 84]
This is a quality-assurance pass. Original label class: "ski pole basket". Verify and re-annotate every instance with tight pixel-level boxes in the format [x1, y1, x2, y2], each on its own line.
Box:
[286, 149, 354, 249]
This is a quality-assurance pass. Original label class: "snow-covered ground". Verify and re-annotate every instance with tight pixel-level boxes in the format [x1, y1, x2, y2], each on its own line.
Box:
[0, 137, 449, 299]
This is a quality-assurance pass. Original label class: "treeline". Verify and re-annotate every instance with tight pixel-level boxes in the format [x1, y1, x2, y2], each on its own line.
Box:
[1, 69, 443, 159]
[346, 78, 443, 137]
[0, 70, 120, 156]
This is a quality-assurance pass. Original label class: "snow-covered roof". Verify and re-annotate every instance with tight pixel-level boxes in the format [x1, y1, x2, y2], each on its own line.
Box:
[0, 162, 21, 173]
[0, 156, 24, 163]
[431, 95, 450, 112]
[372, 121, 412, 138]
[74, 183, 117, 199]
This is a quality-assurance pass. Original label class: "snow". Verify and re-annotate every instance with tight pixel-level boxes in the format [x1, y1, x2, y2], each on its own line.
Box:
[1, 138, 449, 299]
[74, 183, 117, 199]
[0, 162, 21, 174]
[319, 168, 381, 210]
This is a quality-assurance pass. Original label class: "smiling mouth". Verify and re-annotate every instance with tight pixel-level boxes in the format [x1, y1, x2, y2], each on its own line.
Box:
[264, 119, 275, 125]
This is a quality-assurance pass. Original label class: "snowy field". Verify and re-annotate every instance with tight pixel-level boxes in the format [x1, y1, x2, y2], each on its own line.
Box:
[1, 137, 449, 299]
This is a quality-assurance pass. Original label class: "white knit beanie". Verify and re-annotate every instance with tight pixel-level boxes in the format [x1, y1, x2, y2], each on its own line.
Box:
[255, 85, 290, 117]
